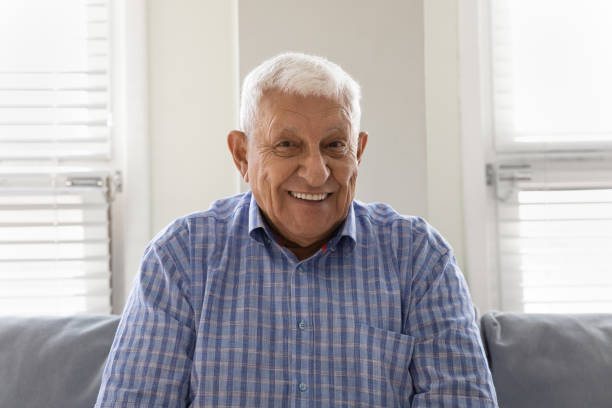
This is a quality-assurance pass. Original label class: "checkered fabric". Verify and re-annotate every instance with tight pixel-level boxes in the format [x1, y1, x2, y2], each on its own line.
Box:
[96, 192, 497, 407]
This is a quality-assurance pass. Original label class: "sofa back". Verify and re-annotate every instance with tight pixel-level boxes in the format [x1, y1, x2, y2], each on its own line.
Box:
[0, 314, 120, 408]
[2, 312, 611, 407]
[481, 312, 612, 408]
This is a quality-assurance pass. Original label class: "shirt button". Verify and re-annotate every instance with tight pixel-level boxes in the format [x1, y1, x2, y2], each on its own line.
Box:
[298, 382, 308, 392]
[298, 320, 307, 330]
[296, 264, 303, 272]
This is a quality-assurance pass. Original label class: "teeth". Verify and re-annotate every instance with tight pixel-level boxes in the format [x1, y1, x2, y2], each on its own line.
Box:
[290, 191, 328, 201]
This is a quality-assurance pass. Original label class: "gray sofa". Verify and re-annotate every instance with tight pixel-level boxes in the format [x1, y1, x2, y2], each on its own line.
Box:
[481, 312, 612, 408]
[1, 312, 610, 407]
[0, 315, 120, 408]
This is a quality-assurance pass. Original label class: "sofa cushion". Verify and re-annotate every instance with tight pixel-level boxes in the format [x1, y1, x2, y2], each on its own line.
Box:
[481, 312, 612, 408]
[0, 314, 120, 408]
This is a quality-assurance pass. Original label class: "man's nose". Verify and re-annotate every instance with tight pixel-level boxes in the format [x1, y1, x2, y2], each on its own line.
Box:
[298, 150, 330, 186]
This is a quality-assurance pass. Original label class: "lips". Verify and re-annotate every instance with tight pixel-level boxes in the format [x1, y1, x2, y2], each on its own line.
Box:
[289, 191, 330, 201]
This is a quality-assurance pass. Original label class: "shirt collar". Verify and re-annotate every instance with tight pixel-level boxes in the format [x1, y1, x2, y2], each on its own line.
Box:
[247, 191, 269, 244]
[247, 190, 357, 250]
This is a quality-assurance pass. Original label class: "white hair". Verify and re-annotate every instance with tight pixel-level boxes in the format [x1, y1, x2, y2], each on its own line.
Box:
[240, 52, 362, 136]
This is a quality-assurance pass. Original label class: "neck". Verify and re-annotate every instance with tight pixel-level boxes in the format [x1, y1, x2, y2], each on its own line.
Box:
[276, 236, 327, 260]
[258, 209, 338, 261]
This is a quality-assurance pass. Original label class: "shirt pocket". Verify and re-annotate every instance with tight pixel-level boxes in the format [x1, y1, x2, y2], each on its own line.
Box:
[315, 320, 415, 406]
[355, 323, 415, 374]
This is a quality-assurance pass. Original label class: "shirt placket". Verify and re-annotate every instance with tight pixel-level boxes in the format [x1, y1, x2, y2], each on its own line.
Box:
[291, 259, 313, 407]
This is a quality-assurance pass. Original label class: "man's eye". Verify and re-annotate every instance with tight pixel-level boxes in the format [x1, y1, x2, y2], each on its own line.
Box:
[328, 141, 346, 148]
[277, 141, 293, 148]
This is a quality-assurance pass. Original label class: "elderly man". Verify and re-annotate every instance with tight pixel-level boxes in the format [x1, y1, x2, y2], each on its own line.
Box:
[96, 53, 497, 407]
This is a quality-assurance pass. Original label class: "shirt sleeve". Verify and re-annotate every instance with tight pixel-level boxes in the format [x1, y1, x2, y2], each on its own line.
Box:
[95, 240, 196, 407]
[404, 219, 498, 407]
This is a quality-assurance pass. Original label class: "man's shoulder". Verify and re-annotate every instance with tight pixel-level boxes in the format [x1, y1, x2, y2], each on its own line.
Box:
[149, 193, 250, 248]
[352, 200, 451, 256]
[196, 192, 251, 222]
[353, 199, 417, 228]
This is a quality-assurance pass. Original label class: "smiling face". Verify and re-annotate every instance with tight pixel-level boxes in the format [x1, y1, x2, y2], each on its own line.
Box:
[228, 90, 367, 249]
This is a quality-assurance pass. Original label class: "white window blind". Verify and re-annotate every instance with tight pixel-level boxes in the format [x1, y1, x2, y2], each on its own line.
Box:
[495, 159, 612, 313]
[489, 0, 612, 313]
[0, 0, 113, 315]
[490, 0, 612, 150]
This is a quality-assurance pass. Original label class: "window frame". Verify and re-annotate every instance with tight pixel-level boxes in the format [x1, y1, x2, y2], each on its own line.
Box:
[459, 0, 501, 313]
[109, 0, 150, 314]
[460, 0, 612, 313]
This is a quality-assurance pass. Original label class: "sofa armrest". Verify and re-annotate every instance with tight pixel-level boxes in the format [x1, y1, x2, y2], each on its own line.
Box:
[0, 314, 120, 408]
[481, 312, 612, 408]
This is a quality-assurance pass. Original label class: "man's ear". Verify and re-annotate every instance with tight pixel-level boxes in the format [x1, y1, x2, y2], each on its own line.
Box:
[356, 131, 368, 164]
[227, 130, 249, 182]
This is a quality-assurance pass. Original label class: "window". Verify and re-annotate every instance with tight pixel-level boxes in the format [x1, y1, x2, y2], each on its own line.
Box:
[488, 0, 612, 312]
[0, 0, 115, 315]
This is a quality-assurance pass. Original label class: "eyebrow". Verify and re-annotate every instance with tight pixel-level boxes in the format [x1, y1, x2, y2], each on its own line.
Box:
[277, 127, 298, 137]
[323, 127, 346, 138]
[324, 126, 349, 136]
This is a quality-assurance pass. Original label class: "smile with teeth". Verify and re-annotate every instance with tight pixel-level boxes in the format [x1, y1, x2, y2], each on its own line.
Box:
[290, 191, 329, 201]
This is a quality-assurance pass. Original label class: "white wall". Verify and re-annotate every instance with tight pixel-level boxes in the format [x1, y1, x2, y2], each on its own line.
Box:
[239, 0, 427, 217]
[141, 1, 473, 294]
[148, 0, 240, 234]
[424, 0, 466, 271]
[424, 0, 499, 309]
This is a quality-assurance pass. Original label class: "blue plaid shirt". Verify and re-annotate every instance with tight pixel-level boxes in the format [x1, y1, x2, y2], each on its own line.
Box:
[96, 192, 497, 407]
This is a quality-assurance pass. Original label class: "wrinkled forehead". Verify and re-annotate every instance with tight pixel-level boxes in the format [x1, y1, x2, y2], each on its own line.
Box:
[257, 90, 353, 129]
